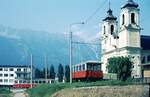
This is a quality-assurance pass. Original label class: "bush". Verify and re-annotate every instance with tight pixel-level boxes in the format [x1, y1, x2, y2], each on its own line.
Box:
[0, 88, 11, 94]
[0, 88, 12, 97]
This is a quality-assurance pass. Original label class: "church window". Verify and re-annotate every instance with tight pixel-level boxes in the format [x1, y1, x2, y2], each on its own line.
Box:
[104, 26, 106, 34]
[110, 25, 114, 35]
[122, 14, 125, 25]
[131, 13, 135, 24]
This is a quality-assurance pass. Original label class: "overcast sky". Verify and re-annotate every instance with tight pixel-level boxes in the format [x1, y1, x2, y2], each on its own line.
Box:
[0, 0, 149, 38]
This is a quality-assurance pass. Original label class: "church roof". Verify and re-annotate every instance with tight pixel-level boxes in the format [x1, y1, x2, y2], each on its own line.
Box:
[121, 0, 138, 9]
[141, 35, 150, 50]
[103, 9, 117, 21]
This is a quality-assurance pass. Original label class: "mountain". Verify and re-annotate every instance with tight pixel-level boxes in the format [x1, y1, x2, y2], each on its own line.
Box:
[0, 25, 100, 69]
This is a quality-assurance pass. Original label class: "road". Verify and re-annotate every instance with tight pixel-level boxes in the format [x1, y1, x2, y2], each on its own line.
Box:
[11, 89, 27, 97]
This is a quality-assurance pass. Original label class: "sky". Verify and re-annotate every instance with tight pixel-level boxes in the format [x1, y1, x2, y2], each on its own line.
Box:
[0, 0, 149, 38]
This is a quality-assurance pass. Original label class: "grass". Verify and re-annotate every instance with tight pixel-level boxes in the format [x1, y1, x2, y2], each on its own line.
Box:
[0, 88, 12, 97]
[27, 80, 136, 97]
[27, 84, 70, 97]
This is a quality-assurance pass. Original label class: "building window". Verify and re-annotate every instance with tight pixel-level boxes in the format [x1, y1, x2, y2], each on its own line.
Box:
[24, 68, 27, 72]
[10, 74, 14, 77]
[131, 13, 135, 24]
[9, 68, 14, 71]
[17, 74, 21, 78]
[4, 79, 8, 83]
[122, 14, 125, 25]
[4, 74, 8, 77]
[0, 74, 2, 77]
[110, 25, 114, 35]
[4, 68, 8, 71]
[9, 79, 14, 83]
[0, 68, 3, 71]
[17, 68, 21, 71]
[147, 55, 150, 62]
[0, 79, 3, 82]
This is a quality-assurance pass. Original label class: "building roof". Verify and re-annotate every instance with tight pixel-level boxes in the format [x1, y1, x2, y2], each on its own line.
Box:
[141, 35, 150, 50]
[0, 65, 29, 68]
[121, 0, 138, 9]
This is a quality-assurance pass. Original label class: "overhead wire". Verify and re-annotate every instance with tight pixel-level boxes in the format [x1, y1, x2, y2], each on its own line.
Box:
[70, 0, 109, 63]
[84, 0, 108, 24]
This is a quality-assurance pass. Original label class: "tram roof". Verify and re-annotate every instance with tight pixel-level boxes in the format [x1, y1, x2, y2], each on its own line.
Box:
[73, 60, 102, 66]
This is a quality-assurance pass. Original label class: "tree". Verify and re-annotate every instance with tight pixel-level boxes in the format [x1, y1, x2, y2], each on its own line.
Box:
[57, 64, 64, 82]
[35, 68, 41, 78]
[65, 65, 70, 82]
[49, 64, 55, 79]
[107, 56, 133, 81]
[41, 68, 46, 78]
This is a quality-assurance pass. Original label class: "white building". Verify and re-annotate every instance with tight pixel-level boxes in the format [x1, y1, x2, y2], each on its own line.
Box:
[101, 0, 150, 78]
[0, 65, 33, 86]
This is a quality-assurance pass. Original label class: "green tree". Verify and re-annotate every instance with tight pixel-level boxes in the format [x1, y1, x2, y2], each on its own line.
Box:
[107, 56, 133, 81]
[49, 64, 55, 79]
[40, 68, 45, 78]
[65, 65, 70, 82]
[57, 64, 64, 82]
[35, 68, 41, 78]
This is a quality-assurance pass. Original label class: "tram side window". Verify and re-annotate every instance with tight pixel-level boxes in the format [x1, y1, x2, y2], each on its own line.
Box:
[87, 64, 92, 70]
[72, 67, 73, 72]
[97, 65, 101, 70]
[87, 64, 89, 70]
[76, 66, 78, 72]
[94, 64, 97, 71]
[75, 66, 76, 72]
[75, 66, 77, 72]
[91, 64, 94, 70]
[82, 64, 85, 71]
[79, 65, 81, 71]
[74, 66, 76, 72]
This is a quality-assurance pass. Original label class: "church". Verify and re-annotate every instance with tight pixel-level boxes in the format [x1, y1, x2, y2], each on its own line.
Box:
[101, 0, 150, 78]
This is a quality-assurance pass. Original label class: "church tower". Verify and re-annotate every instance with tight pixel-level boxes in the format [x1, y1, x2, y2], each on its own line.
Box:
[118, 0, 141, 78]
[101, 5, 118, 73]
[101, 0, 141, 78]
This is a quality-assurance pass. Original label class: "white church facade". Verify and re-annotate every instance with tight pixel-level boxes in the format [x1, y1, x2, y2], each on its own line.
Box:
[101, 0, 150, 78]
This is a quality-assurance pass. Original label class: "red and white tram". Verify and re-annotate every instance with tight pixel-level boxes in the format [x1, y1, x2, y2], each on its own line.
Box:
[72, 61, 103, 81]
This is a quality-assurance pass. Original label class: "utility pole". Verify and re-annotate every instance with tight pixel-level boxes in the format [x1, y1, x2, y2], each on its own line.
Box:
[45, 54, 48, 83]
[69, 22, 84, 84]
[69, 31, 72, 84]
[30, 54, 33, 88]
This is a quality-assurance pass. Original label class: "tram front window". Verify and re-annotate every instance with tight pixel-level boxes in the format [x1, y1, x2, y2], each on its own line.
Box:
[87, 63, 93, 70]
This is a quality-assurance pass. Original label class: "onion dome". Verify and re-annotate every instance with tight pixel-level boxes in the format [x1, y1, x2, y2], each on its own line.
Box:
[121, 0, 138, 9]
[103, 8, 117, 21]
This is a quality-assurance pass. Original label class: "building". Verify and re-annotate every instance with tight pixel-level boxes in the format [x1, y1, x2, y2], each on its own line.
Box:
[101, 0, 150, 78]
[141, 36, 150, 78]
[0, 65, 34, 86]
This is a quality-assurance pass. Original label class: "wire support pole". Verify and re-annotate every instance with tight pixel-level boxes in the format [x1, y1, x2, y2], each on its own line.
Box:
[30, 54, 33, 88]
[69, 31, 73, 84]
[69, 22, 84, 84]
[45, 54, 48, 83]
